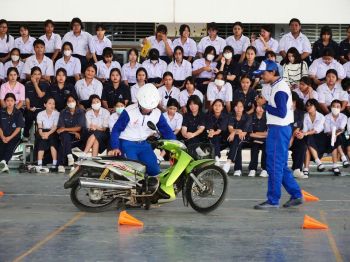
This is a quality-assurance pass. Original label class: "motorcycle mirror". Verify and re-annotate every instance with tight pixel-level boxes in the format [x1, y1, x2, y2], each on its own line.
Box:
[147, 121, 157, 130]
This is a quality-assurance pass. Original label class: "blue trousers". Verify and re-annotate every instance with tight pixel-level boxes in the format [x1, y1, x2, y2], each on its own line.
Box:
[266, 125, 302, 205]
[120, 140, 159, 176]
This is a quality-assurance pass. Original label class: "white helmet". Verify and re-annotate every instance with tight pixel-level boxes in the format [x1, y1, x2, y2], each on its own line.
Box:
[136, 83, 160, 110]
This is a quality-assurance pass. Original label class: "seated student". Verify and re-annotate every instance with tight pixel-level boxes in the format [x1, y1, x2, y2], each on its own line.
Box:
[54, 42, 81, 84]
[172, 24, 197, 62]
[122, 48, 141, 87]
[24, 66, 49, 141]
[0, 93, 24, 172]
[90, 24, 112, 63]
[205, 99, 229, 165]
[343, 50, 350, 78]
[197, 22, 225, 60]
[179, 76, 204, 113]
[309, 48, 346, 86]
[289, 92, 308, 179]
[206, 71, 232, 112]
[95, 47, 121, 83]
[294, 76, 318, 104]
[324, 99, 349, 176]
[39, 19, 62, 61]
[4, 48, 26, 81]
[216, 45, 239, 90]
[36, 97, 60, 172]
[192, 45, 217, 94]
[317, 69, 348, 114]
[264, 51, 283, 77]
[146, 24, 173, 64]
[82, 95, 110, 157]
[339, 25, 350, 64]
[158, 72, 180, 112]
[102, 68, 130, 112]
[108, 100, 125, 133]
[181, 95, 205, 146]
[131, 67, 147, 103]
[0, 19, 15, 63]
[312, 26, 339, 61]
[282, 47, 309, 88]
[163, 98, 183, 136]
[142, 48, 167, 87]
[56, 94, 86, 172]
[23, 39, 54, 82]
[166, 46, 192, 88]
[252, 25, 279, 63]
[75, 64, 103, 109]
[247, 102, 268, 177]
[222, 100, 251, 175]
[49, 68, 77, 112]
[233, 74, 257, 115]
[302, 99, 326, 176]
[237, 46, 260, 89]
[0, 67, 25, 109]
[14, 24, 35, 60]
[225, 22, 250, 63]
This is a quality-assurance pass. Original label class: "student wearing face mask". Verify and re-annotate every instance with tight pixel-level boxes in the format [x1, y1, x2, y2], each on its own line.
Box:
[4, 48, 25, 81]
[166, 46, 192, 88]
[158, 72, 180, 112]
[55, 42, 81, 84]
[197, 22, 226, 60]
[206, 71, 232, 112]
[0, 19, 15, 63]
[39, 20, 62, 61]
[216, 45, 239, 91]
[90, 24, 112, 63]
[95, 47, 121, 83]
[225, 22, 250, 63]
[14, 25, 36, 60]
[109, 100, 125, 133]
[172, 24, 197, 63]
[142, 48, 167, 87]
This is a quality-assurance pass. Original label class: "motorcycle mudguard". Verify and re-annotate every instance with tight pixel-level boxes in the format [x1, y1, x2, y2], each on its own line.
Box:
[185, 159, 215, 174]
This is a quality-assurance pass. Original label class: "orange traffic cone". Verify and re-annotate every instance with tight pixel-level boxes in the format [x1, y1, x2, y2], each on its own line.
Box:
[302, 215, 328, 229]
[0, 191, 4, 198]
[302, 190, 319, 202]
[118, 211, 144, 227]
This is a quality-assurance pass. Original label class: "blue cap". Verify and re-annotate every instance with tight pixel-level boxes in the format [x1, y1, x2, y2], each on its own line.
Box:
[253, 60, 279, 75]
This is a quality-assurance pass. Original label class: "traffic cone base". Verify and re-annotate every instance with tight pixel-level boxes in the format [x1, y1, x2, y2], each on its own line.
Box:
[118, 211, 144, 227]
[302, 190, 319, 202]
[302, 215, 328, 229]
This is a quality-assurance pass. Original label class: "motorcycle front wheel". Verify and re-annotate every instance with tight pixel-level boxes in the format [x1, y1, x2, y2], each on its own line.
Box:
[185, 165, 228, 213]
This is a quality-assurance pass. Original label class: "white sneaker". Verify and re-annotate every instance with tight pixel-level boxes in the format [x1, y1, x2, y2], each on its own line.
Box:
[233, 170, 242, 176]
[222, 162, 231, 173]
[67, 154, 75, 166]
[0, 160, 9, 173]
[58, 165, 65, 173]
[293, 169, 308, 179]
[259, 170, 268, 177]
[248, 170, 256, 177]
[195, 147, 209, 157]
[35, 166, 49, 174]
[215, 156, 220, 166]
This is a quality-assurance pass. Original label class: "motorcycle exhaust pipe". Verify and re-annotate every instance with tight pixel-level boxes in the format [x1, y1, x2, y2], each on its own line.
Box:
[79, 177, 134, 190]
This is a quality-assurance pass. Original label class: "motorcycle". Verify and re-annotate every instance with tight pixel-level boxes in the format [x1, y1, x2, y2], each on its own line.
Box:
[64, 121, 228, 213]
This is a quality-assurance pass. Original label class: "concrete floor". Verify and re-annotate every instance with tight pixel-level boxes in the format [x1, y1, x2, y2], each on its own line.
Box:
[0, 171, 349, 262]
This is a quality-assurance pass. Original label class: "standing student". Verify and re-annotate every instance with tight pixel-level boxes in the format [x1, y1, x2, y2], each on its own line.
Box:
[130, 67, 147, 103]
[238, 46, 260, 88]
[312, 26, 339, 61]
[179, 76, 204, 113]
[0, 93, 24, 172]
[4, 48, 26, 81]
[146, 24, 173, 64]
[141, 48, 167, 87]
[108, 100, 125, 132]
[294, 76, 318, 104]
[36, 97, 60, 172]
[0, 19, 15, 63]
[163, 98, 183, 136]
[166, 46, 192, 88]
[282, 47, 309, 88]
[95, 47, 121, 82]
[172, 24, 197, 62]
[0, 67, 25, 109]
[39, 20, 62, 61]
[225, 22, 250, 63]
[197, 22, 226, 60]
[339, 26, 350, 64]
[206, 71, 232, 112]
[158, 72, 180, 112]
[121, 48, 141, 87]
[233, 74, 257, 115]
[90, 24, 112, 63]
[252, 25, 279, 63]
[14, 24, 36, 60]
[216, 45, 240, 90]
[54, 42, 81, 84]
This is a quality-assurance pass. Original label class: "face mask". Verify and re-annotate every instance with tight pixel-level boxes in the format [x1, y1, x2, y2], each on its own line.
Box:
[215, 79, 225, 87]
[223, 52, 232, 60]
[64, 50, 72, 57]
[151, 60, 158, 64]
[331, 107, 340, 116]
[11, 55, 20, 62]
[67, 102, 76, 109]
[116, 107, 125, 114]
[92, 102, 101, 111]
[206, 54, 215, 61]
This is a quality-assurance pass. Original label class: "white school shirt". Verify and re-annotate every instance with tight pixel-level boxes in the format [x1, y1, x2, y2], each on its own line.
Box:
[23, 55, 54, 76]
[317, 83, 348, 106]
[109, 112, 120, 132]
[147, 36, 173, 56]
[158, 86, 181, 108]
[141, 59, 167, 79]
[293, 87, 319, 104]
[225, 35, 250, 55]
[85, 107, 110, 129]
[163, 111, 183, 132]
[39, 33, 62, 53]
[206, 82, 233, 104]
[278, 32, 312, 54]
[252, 38, 279, 57]
[309, 58, 346, 80]
[324, 113, 347, 133]
[36, 110, 60, 129]
[95, 60, 121, 80]
[90, 35, 112, 56]
[75, 78, 103, 101]
[121, 62, 141, 84]
[0, 62, 4, 80]
[130, 82, 145, 103]
[179, 89, 204, 107]
[197, 35, 226, 54]
[0, 34, 15, 53]
[62, 31, 93, 56]
[14, 36, 36, 54]
[192, 58, 217, 79]
[172, 37, 197, 57]
[303, 112, 325, 133]
[55, 56, 81, 76]
[167, 60, 192, 82]
[4, 60, 25, 80]
[343, 61, 350, 78]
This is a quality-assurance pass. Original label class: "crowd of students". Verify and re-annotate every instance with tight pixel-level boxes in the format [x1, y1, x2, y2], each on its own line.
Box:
[0, 17, 350, 177]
